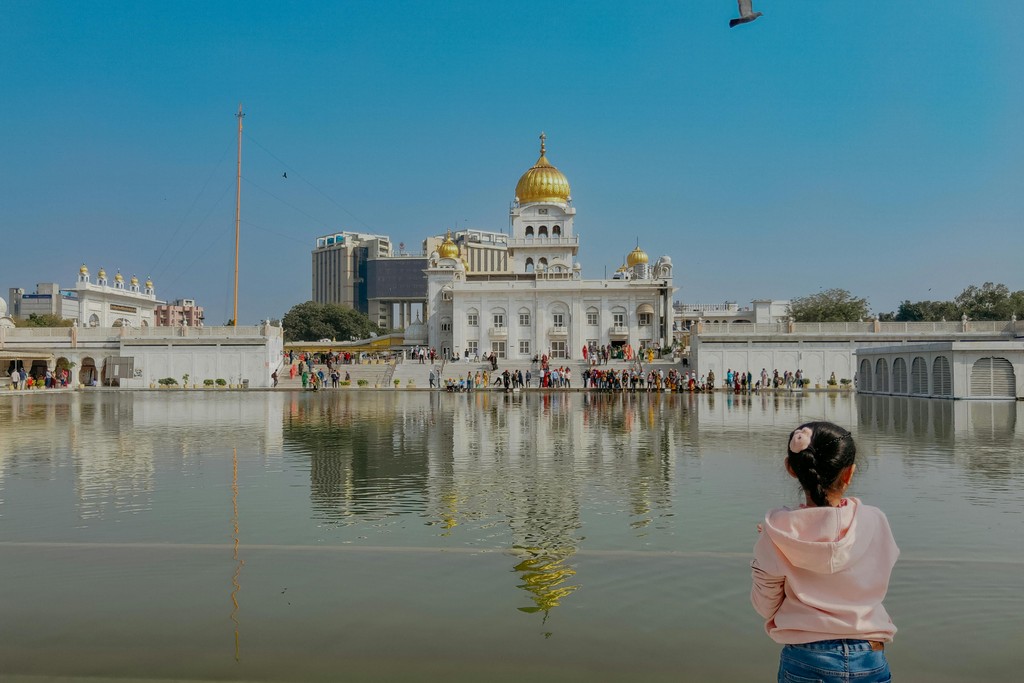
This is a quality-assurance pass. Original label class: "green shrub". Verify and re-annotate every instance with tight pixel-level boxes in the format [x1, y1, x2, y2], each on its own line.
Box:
[203, 379, 215, 387]
[339, 380, 351, 387]
[357, 379, 369, 387]
[158, 377, 178, 386]
[215, 378, 227, 386]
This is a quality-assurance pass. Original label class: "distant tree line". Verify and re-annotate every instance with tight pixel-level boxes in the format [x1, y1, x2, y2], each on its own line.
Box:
[789, 283, 1024, 323]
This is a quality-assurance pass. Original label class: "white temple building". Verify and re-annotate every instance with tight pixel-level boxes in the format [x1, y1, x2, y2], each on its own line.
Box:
[425, 134, 675, 360]
[8, 265, 162, 327]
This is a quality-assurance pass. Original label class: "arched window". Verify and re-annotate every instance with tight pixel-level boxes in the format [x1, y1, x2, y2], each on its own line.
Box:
[518, 308, 531, 327]
[88, 314, 100, 327]
[933, 356, 952, 396]
[525, 226, 534, 238]
[525, 258, 534, 274]
[911, 357, 928, 394]
[859, 359, 872, 391]
[552, 225, 561, 236]
[892, 358, 908, 394]
[539, 257, 548, 269]
[875, 358, 889, 393]
[969, 357, 1015, 398]
[539, 225, 548, 237]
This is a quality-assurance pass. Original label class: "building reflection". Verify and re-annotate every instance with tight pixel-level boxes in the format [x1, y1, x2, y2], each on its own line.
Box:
[855, 395, 1022, 486]
[284, 390, 682, 624]
[0, 392, 284, 518]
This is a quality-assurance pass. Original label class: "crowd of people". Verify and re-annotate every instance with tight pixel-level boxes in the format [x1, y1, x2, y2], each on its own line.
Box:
[280, 348, 812, 396]
[7, 366, 74, 389]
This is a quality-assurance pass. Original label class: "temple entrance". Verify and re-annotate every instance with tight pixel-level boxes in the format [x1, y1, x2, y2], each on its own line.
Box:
[80, 357, 97, 386]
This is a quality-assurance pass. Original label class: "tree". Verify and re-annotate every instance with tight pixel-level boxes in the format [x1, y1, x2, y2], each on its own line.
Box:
[282, 301, 382, 342]
[788, 289, 869, 322]
[14, 313, 73, 328]
[892, 299, 959, 322]
[954, 282, 1023, 321]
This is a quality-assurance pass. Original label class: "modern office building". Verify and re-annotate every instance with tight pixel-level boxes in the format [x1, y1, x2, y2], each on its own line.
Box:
[311, 231, 392, 314]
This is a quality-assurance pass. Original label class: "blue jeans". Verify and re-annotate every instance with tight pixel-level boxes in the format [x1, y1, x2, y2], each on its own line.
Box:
[778, 640, 891, 683]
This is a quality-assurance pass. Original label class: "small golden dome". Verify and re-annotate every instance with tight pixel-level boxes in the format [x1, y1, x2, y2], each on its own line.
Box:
[98, 267, 107, 279]
[130, 275, 139, 286]
[438, 230, 460, 259]
[616, 264, 628, 273]
[514, 132, 571, 204]
[145, 277, 153, 289]
[79, 264, 89, 275]
[114, 271, 124, 283]
[627, 246, 649, 267]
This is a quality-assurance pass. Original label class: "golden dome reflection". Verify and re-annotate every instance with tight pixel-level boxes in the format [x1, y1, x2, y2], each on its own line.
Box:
[515, 132, 571, 204]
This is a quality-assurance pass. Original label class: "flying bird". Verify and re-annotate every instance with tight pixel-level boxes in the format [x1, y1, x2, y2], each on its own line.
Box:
[282, 172, 288, 179]
[729, 0, 763, 28]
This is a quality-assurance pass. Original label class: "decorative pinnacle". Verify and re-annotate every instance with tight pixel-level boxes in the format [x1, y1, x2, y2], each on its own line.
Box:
[540, 131, 546, 156]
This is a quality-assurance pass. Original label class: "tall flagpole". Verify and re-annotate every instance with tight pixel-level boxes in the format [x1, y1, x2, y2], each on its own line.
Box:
[233, 103, 244, 327]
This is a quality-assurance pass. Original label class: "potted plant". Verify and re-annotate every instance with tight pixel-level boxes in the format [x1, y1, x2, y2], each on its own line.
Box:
[394, 379, 401, 389]
[182, 373, 190, 389]
[204, 379, 215, 388]
[840, 378, 852, 390]
[215, 378, 227, 388]
[340, 380, 351, 387]
[357, 379, 369, 387]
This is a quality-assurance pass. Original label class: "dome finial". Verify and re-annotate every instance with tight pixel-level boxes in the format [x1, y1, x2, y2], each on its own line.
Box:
[539, 131, 546, 156]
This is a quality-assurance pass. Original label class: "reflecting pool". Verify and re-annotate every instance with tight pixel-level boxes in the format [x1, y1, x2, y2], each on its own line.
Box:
[0, 391, 1021, 682]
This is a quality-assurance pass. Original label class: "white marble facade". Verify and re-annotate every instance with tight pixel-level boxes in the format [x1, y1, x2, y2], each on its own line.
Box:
[425, 135, 674, 360]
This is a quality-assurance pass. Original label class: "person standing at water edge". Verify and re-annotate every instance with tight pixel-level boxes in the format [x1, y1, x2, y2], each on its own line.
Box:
[751, 422, 899, 683]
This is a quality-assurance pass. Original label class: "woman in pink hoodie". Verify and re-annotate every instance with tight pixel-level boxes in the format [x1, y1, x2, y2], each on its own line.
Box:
[752, 422, 899, 682]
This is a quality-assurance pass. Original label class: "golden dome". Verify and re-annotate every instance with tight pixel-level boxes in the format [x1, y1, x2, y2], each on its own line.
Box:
[130, 275, 139, 286]
[616, 263, 628, 273]
[438, 230, 460, 259]
[98, 267, 107, 279]
[79, 264, 89, 275]
[145, 277, 153, 289]
[514, 132, 571, 204]
[114, 271, 124, 283]
[627, 245, 649, 267]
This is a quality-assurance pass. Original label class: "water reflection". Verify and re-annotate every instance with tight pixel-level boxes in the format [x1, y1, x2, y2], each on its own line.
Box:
[856, 395, 1024, 485]
[1, 391, 1022, 681]
[0, 392, 284, 521]
[281, 391, 688, 622]
[230, 447, 243, 663]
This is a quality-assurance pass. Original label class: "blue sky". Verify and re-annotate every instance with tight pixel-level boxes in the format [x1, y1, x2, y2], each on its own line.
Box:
[3, 1, 1021, 324]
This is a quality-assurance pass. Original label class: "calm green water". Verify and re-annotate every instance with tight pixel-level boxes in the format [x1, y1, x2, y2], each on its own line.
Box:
[0, 391, 1021, 682]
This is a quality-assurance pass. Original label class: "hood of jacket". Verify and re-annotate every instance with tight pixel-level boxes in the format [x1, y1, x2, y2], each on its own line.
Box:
[763, 497, 878, 574]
